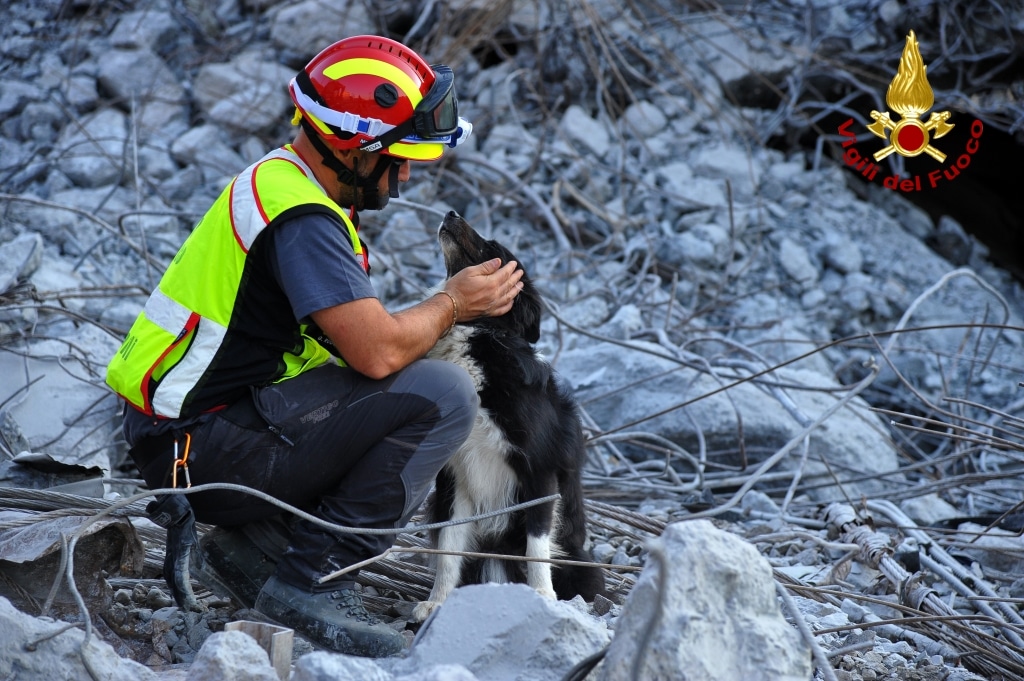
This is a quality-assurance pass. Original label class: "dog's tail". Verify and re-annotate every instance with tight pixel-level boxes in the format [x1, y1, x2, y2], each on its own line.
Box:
[553, 466, 606, 601]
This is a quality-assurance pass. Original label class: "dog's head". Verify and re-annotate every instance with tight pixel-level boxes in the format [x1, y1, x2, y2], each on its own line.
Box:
[438, 211, 541, 344]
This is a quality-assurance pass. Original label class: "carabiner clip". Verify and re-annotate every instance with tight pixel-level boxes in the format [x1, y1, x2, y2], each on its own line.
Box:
[171, 433, 192, 489]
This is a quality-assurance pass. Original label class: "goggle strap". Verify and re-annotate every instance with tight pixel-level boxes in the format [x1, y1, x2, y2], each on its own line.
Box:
[357, 118, 416, 154]
[291, 75, 393, 139]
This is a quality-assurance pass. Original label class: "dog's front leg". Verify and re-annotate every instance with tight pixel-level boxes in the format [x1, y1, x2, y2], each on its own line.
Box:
[526, 533, 557, 599]
[525, 495, 558, 599]
[412, 511, 473, 622]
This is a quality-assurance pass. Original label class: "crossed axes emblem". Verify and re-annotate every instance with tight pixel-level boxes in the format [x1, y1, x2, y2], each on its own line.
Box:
[867, 110, 954, 162]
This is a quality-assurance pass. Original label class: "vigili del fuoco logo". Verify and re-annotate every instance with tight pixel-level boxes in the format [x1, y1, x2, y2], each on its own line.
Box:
[836, 30, 983, 192]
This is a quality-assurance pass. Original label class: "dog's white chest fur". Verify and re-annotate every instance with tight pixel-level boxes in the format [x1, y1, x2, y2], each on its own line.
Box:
[428, 328, 517, 537]
[416, 321, 565, 623]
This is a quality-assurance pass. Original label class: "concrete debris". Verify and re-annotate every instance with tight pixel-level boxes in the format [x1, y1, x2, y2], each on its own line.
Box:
[600, 520, 813, 680]
[0, 510, 143, 617]
[185, 629, 280, 681]
[0, 595, 158, 681]
[390, 583, 612, 681]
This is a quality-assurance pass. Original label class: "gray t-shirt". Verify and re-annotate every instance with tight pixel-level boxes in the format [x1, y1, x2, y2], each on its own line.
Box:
[269, 211, 376, 322]
[122, 211, 376, 445]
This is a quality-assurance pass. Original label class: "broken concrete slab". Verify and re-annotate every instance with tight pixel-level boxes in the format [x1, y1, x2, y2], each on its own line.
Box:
[185, 629, 280, 681]
[0, 322, 122, 474]
[0, 510, 143, 617]
[0, 594, 158, 680]
[390, 583, 611, 681]
[597, 520, 812, 681]
[0, 231, 43, 294]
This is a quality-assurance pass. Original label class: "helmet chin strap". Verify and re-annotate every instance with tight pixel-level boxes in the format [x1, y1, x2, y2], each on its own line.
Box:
[300, 119, 400, 209]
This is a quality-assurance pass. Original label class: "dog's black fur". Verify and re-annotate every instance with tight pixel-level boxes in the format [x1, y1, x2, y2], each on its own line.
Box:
[413, 211, 604, 620]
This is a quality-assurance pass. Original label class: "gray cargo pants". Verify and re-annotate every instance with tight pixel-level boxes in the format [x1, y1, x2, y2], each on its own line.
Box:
[134, 359, 476, 591]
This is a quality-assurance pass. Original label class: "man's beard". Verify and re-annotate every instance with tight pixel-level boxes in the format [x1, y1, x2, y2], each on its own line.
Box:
[336, 155, 396, 211]
[334, 184, 389, 211]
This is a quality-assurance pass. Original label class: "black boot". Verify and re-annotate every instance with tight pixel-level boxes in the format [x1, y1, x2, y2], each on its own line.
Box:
[191, 527, 277, 608]
[254, 576, 405, 657]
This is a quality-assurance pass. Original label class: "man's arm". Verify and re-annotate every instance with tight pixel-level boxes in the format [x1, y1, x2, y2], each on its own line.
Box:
[311, 257, 523, 379]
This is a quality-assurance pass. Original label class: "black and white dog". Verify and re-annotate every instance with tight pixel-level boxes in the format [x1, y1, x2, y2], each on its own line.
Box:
[412, 211, 605, 621]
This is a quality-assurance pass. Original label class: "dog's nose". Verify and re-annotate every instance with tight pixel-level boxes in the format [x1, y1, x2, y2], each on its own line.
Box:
[446, 210, 460, 219]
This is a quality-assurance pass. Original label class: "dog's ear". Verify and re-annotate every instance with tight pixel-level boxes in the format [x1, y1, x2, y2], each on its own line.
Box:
[525, 312, 541, 344]
[520, 285, 542, 344]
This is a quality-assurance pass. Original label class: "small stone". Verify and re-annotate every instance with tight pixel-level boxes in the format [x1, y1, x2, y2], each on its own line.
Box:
[147, 587, 174, 610]
[591, 593, 614, 617]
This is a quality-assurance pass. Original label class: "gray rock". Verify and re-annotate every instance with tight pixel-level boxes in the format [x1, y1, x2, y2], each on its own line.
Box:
[666, 16, 800, 98]
[136, 144, 179, 182]
[879, 0, 903, 24]
[108, 9, 181, 51]
[0, 79, 37, 117]
[656, 162, 727, 210]
[557, 295, 611, 331]
[186, 630, 279, 681]
[557, 342, 901, 500]
[839, 272, 873, 312]
[823, 230, 864, 274]
[170, 124, 248, 183]
[16, 101, 64, 143]
[0, 138, 29, 179]
[0, 596, 157, 680]
[292, 650, 393, 681]
[778, 236, 819, 288]
[391, 583, 611, 681]
[94, 48, 187, 135]
[378, 211, 435, 269]
[951, 524, 1024, 574]
[691, 143, 761, 199]
[269, 1, 376, 62]
[55, 106, 127, 188]
[670, 222, 732, 268]
[63, 73, 99, 111]
[0, 323, 119, 472]
[621, 100, 668, 138]
[396, 665, 479, 681]
[596, 303, 643, 340]
[100, 300, 146, 332]
[559, 105, 611, 158]
[598, 520, 812, 681]
[193, 53, 295, 134]
[0, 232, 43, 293]
[899, 494, 960, 525]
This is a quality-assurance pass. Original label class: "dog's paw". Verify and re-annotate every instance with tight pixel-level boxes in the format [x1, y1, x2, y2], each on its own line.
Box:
[411, 600, 441, 622]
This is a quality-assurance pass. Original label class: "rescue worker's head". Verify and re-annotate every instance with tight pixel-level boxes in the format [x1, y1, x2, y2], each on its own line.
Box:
[289, 35, 472, 210]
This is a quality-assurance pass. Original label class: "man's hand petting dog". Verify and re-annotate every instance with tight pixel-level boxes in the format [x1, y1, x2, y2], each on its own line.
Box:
[445, 258, 524, 320]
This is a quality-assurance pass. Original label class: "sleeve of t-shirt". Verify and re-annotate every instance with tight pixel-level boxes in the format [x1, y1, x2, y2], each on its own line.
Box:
[267, 212, 378, 323]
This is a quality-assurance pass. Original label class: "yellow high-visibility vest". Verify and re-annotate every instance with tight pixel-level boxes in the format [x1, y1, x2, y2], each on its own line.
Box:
[105, 145, 364, 418]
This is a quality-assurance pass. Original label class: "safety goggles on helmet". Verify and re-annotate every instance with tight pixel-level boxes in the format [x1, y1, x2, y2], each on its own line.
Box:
[357, 65, 462, 154]
[412, 65, 458, 138]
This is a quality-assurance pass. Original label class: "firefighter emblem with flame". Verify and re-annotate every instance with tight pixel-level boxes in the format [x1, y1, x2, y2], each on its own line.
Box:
[868, 31, 953, 162]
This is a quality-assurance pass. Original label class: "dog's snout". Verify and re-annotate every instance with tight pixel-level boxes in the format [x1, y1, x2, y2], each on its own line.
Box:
[447, 210, 460, 219]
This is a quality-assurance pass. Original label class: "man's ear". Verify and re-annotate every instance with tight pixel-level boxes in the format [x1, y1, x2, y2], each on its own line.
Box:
[335, 147, 360, 164]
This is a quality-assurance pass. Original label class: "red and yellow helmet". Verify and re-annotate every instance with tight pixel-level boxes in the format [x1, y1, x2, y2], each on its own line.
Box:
[289, 35, 471, 162]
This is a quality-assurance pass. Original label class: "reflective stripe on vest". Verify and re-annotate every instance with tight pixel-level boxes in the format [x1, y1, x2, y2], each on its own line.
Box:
[105, 145, 363, 418]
